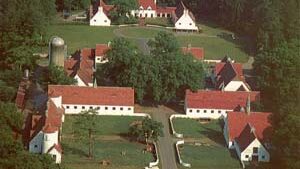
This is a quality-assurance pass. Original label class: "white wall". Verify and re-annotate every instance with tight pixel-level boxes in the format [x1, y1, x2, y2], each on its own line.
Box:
[240, 138, 270, 162]
[95, 56, 108, 64]
[131, 9, 157, 18]
[50, 96, 62, 108]
[48, 147, 62, 164]
[29, 131, 43, 153]
[223, 120, 234, 148]
[42, 131, 59, 154]
[90, 7, 111, 26]
[224, 81, 250, 91]
[74, 74, 87, 87]
[63, 104, 134, 115]
[185, 108, 231, 119]
[175, 10, 198, 31]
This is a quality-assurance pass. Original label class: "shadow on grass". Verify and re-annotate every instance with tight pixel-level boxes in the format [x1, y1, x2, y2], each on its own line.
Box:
[62, 141, 87, 157]
[163, 101, 185, 114]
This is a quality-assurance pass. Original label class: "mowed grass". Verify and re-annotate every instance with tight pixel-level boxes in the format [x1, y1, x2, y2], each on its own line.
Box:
[118, 26, 168, 39]
[61, 139, 153, 169]
[179, 144, 241, 169]
[173, 118, 223, 140]
[46, 24, 117, 54]
[62, 115, 143, 135]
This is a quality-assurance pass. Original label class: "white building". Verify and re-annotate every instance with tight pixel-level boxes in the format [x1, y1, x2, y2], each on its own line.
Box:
[95, 44, 110, 64]
[223, 111, 272, 164]
[212, 59, 251, 91]
[173, 1, 198, 31]
[48, 85, 135, 115]
[89, 0, 113, 26]
[184, 90, 260, 119]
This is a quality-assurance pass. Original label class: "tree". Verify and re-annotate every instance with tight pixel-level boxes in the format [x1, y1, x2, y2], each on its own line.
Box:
[73, 109, 98, 158]
[109, 0, 138, 24]
[46, 65, 77, 85]
[129, 117, 164, 144]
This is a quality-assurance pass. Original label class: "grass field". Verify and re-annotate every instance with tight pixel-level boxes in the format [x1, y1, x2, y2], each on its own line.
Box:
[173, 118, 223, 141]
[179, 144, 241, 169]
[62, 115, 144, 135]
[61, 139, 153, 169]
[47, 22, 250, 62]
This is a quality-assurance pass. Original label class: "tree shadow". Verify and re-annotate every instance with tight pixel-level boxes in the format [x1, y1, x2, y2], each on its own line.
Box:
[62, 141, 87, 157]
[197, 121, 225, 146]
[163, 101, 185, 114]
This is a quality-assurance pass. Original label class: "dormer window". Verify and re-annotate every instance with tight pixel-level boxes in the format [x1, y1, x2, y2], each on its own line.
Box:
[139, 6, 143, 10]
[147, 6, 152, 10]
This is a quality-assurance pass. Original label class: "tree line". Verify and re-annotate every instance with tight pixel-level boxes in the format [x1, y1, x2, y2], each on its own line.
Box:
[97, 32, 205, 103]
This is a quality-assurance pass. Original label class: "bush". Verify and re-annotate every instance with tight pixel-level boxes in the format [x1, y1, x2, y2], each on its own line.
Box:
[144, 18, 173, 27]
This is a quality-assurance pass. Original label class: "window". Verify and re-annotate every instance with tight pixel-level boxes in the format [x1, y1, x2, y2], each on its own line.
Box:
[262, 155, 265, 159]
[34, 145, 38, 148]
[120, 107, 123, 111]
[167, 14, 170, 17]
[89, 106, 93, 109]
[189, 109, 192, 113]
[112, 107, 116, 110]
[52, 155, 56, 159]
[128, 108, 131, 110]
[245, 155, 249, 158]
[82, 106, 85, 109]
[97, 58, 100, 60]
[162, 14, 165, 17]
[218, 110, 221, 114]
[66, 106, 70, 109]
[140, 14, 142, 17]
[96, 107, 100, 110]
[196, 110, 200, 113]
[104, 20, 107, 23]
[94, 19, 96, 22]
[105, 107, 108, 110]
[253, 147, 258, 153]
[211, 110, 214, 113]
[204, 110, 207, 113]
[74, 106, 77, 109]
[189, 23, 192, 25]
[179, 23, 181, 25]
[151, 14, 153, 18]
[145, 14, 148, 17]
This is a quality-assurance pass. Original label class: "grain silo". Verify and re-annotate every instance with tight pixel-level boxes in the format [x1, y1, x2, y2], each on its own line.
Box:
[49, 36, 66, 67]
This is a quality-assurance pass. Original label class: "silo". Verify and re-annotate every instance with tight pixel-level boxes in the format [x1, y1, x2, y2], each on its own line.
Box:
[49, 37, 66, 67]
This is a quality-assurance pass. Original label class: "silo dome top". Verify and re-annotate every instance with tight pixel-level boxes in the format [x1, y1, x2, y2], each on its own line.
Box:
[51, 36, 64, 46]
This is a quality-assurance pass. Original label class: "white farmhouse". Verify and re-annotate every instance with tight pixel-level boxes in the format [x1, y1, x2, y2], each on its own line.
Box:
[89, 0, 113, 26]
[48, 85, 135, 115]
[184, 90, 260, 119]
[212, 59, 251, 91]
[223, 111, 272, 164]
[173, 1, 198, 31]
[132, 0, 157, 18]
[64, 48, 96, 87]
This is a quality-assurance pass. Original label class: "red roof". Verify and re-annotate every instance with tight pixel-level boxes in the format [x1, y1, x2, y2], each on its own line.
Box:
[215, 62, 243, 77]
[156, 7, 176, 14]
[181, 47, 204, 60]
[95, 44, 110, 56]
[64, 48, 95, 85]
[48, 85, 135, 106]
[44, 100, 63, 131]
[138, 0, 156, 10]
[235, 123, 257, 151]
[185, 90, 260, 110]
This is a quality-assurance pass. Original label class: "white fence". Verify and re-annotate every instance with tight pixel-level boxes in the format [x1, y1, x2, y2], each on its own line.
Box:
[175, 140, 191, 168]
[169, 114, 201, 138]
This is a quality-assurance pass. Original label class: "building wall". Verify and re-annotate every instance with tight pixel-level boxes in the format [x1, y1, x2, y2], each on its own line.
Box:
[175, 11, 198, 31]
[223, 120, 234, 148]
[224, 81, 250, 91]
[63, 104, 134, 115]
[90, 7, 111, 26]
[240, 138, 270, 162]
[42, 131, 59, 154]
[29, 131, 44, 153]
[50, 96, 62, 108]
[48, 147, 61, 163]
[74, 74, 88, 87]
[131, 9, 157, 18]
[185, 108, 232, 119]
[95, 55, 108, 64]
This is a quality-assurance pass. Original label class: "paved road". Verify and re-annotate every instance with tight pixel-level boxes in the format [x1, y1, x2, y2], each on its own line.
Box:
[152, 109, 178, 169]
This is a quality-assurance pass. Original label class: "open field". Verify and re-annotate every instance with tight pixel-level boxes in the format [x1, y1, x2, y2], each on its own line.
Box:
[61, 139, 153, 169]
[62, 115, 144, 135]
[179, 144, 241, 169]
[47, 22, 250, 62]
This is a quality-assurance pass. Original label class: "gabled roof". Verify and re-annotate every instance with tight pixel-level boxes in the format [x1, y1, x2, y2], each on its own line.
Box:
[235, 123, 257, 151]
[215, 62, 245, 88]
[227, 111, 272, 144]
[64, 48, 95, 85]
[95, 44, 110, 56]
[138, 0, 157, 10]
[48, 85, 135, 106]
[175, 1, 195, 22]
[181, 47, 204, 60]
[156, 6, 176, 14]
[92, 0, 114, 16]
[185, 90, 260, 110]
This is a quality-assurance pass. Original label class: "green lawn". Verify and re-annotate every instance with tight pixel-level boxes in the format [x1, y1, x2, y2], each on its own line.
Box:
[61, 138, 153, 169]
[62, 115, 143, 135]
[179, 144, 241, 169]
[46, 24, 117, 54]
[173, 118, 223, 141]
[47, 22, 250, 62]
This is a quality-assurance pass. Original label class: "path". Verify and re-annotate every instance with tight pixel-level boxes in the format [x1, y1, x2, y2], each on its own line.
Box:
[151, 108, 178, 169]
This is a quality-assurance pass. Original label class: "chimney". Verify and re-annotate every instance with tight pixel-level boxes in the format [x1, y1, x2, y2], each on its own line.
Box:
[246, 94, 251, 115]
[154, 0, 157, 5]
